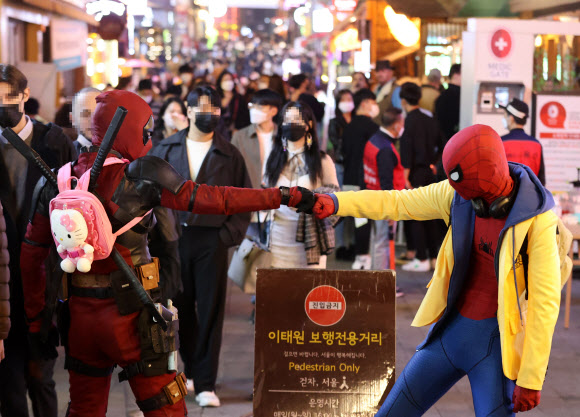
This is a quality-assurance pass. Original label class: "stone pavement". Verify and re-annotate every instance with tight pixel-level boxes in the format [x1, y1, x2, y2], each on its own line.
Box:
[49, 256, 580, 416]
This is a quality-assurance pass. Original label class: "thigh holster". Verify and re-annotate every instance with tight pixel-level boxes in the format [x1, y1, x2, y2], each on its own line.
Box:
[136, 372, 188, 412]
[65, 355, 115, 377]
[119, 305, 179, 382]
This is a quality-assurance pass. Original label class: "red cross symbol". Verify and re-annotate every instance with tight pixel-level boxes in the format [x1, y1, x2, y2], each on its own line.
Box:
[491, 29, 512, 59]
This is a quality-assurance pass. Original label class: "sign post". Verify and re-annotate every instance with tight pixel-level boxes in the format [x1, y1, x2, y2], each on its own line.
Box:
[254, 269, 396, 417]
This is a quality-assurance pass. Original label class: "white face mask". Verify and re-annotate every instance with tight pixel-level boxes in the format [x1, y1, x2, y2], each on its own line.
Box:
[163, 112, 176, 130]
[258, 82, 269, 90]
[143, 95, 153, 104]
[398, 127, 405, 138]
[338, 101, 354, 114]
[181, 74, 193, 85]
[221, 80, 235, 92]
[250, 108, 269, 125]
[369, 103, 380, 119]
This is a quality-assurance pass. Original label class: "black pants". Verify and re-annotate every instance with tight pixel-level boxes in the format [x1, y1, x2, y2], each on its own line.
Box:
[412, 220, 443, 261]
[175, 226, 228, 394]
[0, 331, 57, 417]
[354, 220, 371, 255]
[403, 220, 415, 252]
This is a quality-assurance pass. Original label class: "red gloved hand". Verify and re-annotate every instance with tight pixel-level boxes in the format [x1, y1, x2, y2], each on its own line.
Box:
[313, 194, 336, 219]
[513, 385, 541, 413]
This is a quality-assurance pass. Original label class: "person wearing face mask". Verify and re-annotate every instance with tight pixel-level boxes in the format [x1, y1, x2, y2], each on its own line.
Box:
[0, 64, 75, 417]
[149, 85, 253, 407]
[399, 82, 446, 272]
[216, 70, 250, 141]
[137, 79, 162, 123]
[264, 101, 339, 269]
[70, 87, 100, 155]
[499, 99, 545, 185]
[328, 90, 355, 260]
[151, 97, 189, 147]
[340, 88, 380, 269]
[363, 108, 405, 278]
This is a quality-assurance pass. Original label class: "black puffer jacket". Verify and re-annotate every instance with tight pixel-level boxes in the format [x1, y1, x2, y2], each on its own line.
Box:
[0, 201, 10, 340]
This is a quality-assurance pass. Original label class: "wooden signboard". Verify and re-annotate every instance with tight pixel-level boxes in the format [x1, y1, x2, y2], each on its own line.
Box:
[254, 269, 396, 417]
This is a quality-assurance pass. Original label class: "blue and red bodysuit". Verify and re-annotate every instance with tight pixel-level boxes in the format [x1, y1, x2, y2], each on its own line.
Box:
[375, 125, 546, 417]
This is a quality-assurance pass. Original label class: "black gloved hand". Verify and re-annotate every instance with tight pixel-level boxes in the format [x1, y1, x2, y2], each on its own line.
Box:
[280, 186, 316, 214]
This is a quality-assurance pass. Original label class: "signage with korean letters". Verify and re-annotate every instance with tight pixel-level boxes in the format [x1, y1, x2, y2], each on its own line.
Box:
[534, 93, 580, 192]
[254, 269, 396, 417]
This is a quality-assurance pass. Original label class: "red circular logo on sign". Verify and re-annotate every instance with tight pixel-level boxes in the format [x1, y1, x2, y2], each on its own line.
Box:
[490, 29, 512, 59]
[305, 285, 346, 327]
[540, 101, 566, 128]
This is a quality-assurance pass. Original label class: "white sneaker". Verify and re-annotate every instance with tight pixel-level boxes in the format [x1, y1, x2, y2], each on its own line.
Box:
[401, 258, 430, 272]
[186, 378, 194, 393]
[351, 254, 372, 270]
[195, 391, 221, 407]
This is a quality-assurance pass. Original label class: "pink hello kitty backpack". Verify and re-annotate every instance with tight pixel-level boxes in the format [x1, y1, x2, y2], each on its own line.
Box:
[49, 157, 150, 271]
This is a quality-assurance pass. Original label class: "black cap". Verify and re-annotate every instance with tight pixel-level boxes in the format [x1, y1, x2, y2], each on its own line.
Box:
[376, 60, 393, 71]
[500, 98, 529, 119]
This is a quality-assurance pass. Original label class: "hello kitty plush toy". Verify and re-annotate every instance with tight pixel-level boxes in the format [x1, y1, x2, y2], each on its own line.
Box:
[50, 209, 94, 273]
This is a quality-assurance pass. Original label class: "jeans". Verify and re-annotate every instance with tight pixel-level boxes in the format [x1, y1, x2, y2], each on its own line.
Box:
[376, 311, 515, 417]
[371, 220, 393, 270]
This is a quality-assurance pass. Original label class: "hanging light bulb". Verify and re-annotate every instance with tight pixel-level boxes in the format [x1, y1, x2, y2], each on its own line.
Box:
[383, 6, 420, 47]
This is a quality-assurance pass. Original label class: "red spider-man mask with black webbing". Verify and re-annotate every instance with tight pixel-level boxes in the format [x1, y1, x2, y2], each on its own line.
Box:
[442, 124, 514, 204]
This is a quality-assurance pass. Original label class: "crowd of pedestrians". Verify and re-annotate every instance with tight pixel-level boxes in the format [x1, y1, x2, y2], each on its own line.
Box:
[0, 40, 548, 415]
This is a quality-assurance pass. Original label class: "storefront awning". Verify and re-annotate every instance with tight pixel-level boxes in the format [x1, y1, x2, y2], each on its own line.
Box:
[510, 0, 580, 16]
[387, 0, 468, 18]
[22, 0, 98, 25]
[380, 44, 420, 62]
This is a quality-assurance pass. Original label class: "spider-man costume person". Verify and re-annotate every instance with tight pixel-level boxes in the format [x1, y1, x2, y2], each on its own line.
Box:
[313, 125, 562, 416]
[19, 90, 313, 416]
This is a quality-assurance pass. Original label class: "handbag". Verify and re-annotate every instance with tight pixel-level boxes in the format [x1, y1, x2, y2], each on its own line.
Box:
[227, 211, 271, 294]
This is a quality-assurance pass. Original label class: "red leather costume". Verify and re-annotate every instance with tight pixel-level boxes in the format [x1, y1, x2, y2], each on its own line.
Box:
[20, 91, 287, 416]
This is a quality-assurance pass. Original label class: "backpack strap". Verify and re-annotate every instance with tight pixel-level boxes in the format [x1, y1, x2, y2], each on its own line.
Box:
[113, 209, 152, 237]
[77, 157, 129, 190]
[57, 162, 73, 192]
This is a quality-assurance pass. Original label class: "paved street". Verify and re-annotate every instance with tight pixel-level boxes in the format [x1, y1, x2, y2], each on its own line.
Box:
[49, 256, 580, 417]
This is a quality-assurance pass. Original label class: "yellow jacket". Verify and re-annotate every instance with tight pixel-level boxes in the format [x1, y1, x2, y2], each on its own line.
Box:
[334, 179, 561, 390]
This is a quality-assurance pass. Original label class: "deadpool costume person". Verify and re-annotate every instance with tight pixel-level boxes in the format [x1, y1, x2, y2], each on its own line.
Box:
[312, 125, 562, 416]
[19, 91, 313, 416]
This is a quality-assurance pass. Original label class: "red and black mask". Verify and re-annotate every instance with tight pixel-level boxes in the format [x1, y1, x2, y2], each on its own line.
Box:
[92, 90, 154, 161]
[442, 124, 514, 204]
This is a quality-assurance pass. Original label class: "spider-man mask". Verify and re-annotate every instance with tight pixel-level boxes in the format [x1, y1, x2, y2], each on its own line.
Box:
[442, 124, 514, 204]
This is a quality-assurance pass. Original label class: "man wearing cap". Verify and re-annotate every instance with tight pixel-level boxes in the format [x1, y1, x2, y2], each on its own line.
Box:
[373, 60, 396, 124]
[501, 98, 545, 185]
[419, 69, 442, 115]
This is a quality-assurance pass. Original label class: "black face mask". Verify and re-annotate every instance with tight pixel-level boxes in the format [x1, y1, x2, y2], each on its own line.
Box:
[0, 104, 23, 128]
[282, 124, 307, 142]
[194, 113, 220, 133]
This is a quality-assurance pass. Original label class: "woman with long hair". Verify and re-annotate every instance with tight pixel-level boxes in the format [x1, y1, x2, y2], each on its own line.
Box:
[151, 97, 189, 147]
[265, 101, 338, 268]
[216, 69, 250, 140]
